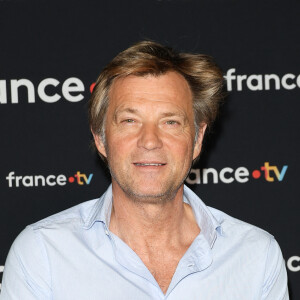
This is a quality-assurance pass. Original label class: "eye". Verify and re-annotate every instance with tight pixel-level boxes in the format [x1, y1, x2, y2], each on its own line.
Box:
[122, 119, 135, 123]
[166, 120, 179, 125]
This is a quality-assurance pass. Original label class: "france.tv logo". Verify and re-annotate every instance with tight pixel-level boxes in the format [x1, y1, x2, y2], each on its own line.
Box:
[6, 171, 93, 188]
[186, 162, 288, 185]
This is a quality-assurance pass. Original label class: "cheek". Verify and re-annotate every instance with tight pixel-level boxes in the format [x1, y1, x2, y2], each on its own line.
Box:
[165, 136, 194, 161]
[106, 125, 194, 161]
[106, 135, 132, 160]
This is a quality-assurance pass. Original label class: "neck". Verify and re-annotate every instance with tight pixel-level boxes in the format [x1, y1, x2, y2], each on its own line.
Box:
[109, 181, 199, 249]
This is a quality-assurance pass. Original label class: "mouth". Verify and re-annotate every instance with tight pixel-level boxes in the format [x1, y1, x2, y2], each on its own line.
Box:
[133, 162, 166, 167]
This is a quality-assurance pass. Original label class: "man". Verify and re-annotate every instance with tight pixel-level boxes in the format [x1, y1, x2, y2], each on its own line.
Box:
[1, 41, 289, 299]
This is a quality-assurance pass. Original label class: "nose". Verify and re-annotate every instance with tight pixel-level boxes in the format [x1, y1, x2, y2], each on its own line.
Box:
[137, 123, 163, 150]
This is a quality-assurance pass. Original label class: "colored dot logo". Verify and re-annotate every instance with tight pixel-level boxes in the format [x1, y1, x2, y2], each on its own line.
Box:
[252, 170, 261, 179]
[68, 176, 75, 183]
[90, 83, 96, 93]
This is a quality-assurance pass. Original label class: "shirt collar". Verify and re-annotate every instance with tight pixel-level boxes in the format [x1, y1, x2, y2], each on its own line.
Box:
[82, 184, 113, 229]
[183, 185, 222, 248]
[82, 184, 222, 248]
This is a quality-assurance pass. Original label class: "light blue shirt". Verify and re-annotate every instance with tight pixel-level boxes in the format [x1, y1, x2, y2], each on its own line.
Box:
[1, 185, 289, 300]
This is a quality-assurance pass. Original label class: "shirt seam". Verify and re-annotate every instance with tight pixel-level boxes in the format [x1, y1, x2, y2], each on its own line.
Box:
[11, 244, 37, 294]
[32, 217, 82, 230]
[260, 235, 274, 299]
[30, 225, 53, 300]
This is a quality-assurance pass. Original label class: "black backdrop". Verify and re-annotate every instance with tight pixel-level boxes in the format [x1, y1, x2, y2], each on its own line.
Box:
[0, 0, 299, 298]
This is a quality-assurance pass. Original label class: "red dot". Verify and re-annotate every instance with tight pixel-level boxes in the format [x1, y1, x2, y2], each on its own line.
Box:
[90, 83, 96, 93]
[252, 170, 261, 179]
[68, 177, 75, 183]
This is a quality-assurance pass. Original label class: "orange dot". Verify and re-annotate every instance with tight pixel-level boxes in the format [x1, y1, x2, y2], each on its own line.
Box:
[252, 170, 261, 179]
[90, 83, 96, 93]
[68, 177, 75, 183]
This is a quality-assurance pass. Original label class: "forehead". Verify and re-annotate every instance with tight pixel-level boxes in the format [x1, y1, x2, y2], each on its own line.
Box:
[108, 72, 193, 112]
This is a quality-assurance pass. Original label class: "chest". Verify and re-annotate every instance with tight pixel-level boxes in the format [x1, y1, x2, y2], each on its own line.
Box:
[47, 228, 265, 299]
[136, 248, 187, 294]
[50, 250, 263, 300]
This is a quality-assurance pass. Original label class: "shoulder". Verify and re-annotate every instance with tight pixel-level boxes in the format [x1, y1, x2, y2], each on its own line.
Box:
[208, 206, 274, 242]
[208, 207, 288, 298]
[208, 206, 286, 272]
[208, 206, 286, 275]
[207, 206, 280, 262]
[29, 197, 100, 231]
[6, 197, 104, 271]
[9, 197, 102, 256]
[1, 199, 103, 298]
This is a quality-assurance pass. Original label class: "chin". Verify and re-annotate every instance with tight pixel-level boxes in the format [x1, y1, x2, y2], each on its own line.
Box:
[111, 170, 184, 203]
[123, 185, 180, 204]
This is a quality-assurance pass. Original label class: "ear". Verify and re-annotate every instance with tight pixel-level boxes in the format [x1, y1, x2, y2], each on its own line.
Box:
[92, 130, 107, 158]
[192, 123, 207, 160]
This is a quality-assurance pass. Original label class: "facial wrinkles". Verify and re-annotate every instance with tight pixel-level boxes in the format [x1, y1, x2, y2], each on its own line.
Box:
[109, 101, 193, 162]
[107, 106, 195, 174]
[109, 73, 193, 110]
[114, 99, 192, 130]
[104, 73, 197, 143]
[102, 73, 198, 202]
[111, 103, 193, 161]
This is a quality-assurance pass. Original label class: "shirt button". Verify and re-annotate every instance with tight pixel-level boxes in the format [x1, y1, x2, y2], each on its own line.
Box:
[105, 230, 109, 235]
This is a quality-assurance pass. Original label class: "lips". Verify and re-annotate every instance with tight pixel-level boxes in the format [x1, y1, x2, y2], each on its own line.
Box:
[133, 162, 166, 166]
[134, 163, 165, 166]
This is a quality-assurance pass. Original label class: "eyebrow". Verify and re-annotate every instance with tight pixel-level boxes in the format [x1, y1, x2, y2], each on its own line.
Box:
[116, 108, 138, 115]
[114, 107, 187, 121]
[159, 112, 185, 119]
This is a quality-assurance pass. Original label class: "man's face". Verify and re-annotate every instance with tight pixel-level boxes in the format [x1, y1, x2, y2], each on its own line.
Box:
[94, 72, 206, 203]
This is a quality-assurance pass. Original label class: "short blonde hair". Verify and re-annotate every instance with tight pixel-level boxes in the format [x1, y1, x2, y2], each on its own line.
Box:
[89, 41, 224, 160]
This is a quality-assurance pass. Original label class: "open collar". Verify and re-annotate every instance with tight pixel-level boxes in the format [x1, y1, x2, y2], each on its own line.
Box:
[82, 184, 222, 249]
[183, 185, 222, 248]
